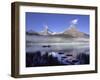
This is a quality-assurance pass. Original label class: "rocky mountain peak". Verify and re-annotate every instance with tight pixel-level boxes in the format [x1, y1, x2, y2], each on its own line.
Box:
[26, 24, 89, 38]
[63, 24, 89, 38]
[40, 25, 53, 35]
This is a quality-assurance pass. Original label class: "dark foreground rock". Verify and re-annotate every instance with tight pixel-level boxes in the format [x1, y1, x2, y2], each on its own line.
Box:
[26, 51, 89, 67]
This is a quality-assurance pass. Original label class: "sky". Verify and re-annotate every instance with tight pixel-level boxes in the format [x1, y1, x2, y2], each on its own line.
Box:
[26, 12, 90, 34]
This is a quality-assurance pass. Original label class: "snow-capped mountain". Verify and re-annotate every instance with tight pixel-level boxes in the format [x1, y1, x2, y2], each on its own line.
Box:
[26, 24, 89, 38]
[39, 25, 53, 35]
[63, 25, 89, 38]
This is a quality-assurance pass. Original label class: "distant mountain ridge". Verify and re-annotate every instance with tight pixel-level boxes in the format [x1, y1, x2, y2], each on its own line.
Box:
[26, 25, 89, 38]
[63, 25, 89, 38]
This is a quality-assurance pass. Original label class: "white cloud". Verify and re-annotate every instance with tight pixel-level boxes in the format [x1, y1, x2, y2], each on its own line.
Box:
[71, 19, 78, 24]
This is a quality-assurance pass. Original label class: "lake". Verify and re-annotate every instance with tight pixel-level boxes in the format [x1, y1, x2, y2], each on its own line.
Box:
[26, 42, 90, 67]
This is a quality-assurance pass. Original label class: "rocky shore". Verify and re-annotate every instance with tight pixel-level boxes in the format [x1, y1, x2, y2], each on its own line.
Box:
[26, 51, 89, 67]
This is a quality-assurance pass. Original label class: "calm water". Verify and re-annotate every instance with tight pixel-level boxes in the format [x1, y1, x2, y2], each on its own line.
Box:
[26, 42, 90, 67]
[26, 43, 89, 52]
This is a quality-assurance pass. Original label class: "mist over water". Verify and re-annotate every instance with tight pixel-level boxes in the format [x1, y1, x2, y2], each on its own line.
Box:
[26, 42, 89, 67]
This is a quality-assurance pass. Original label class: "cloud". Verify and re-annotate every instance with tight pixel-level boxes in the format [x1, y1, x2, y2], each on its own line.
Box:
[71, 19, 78, 25]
